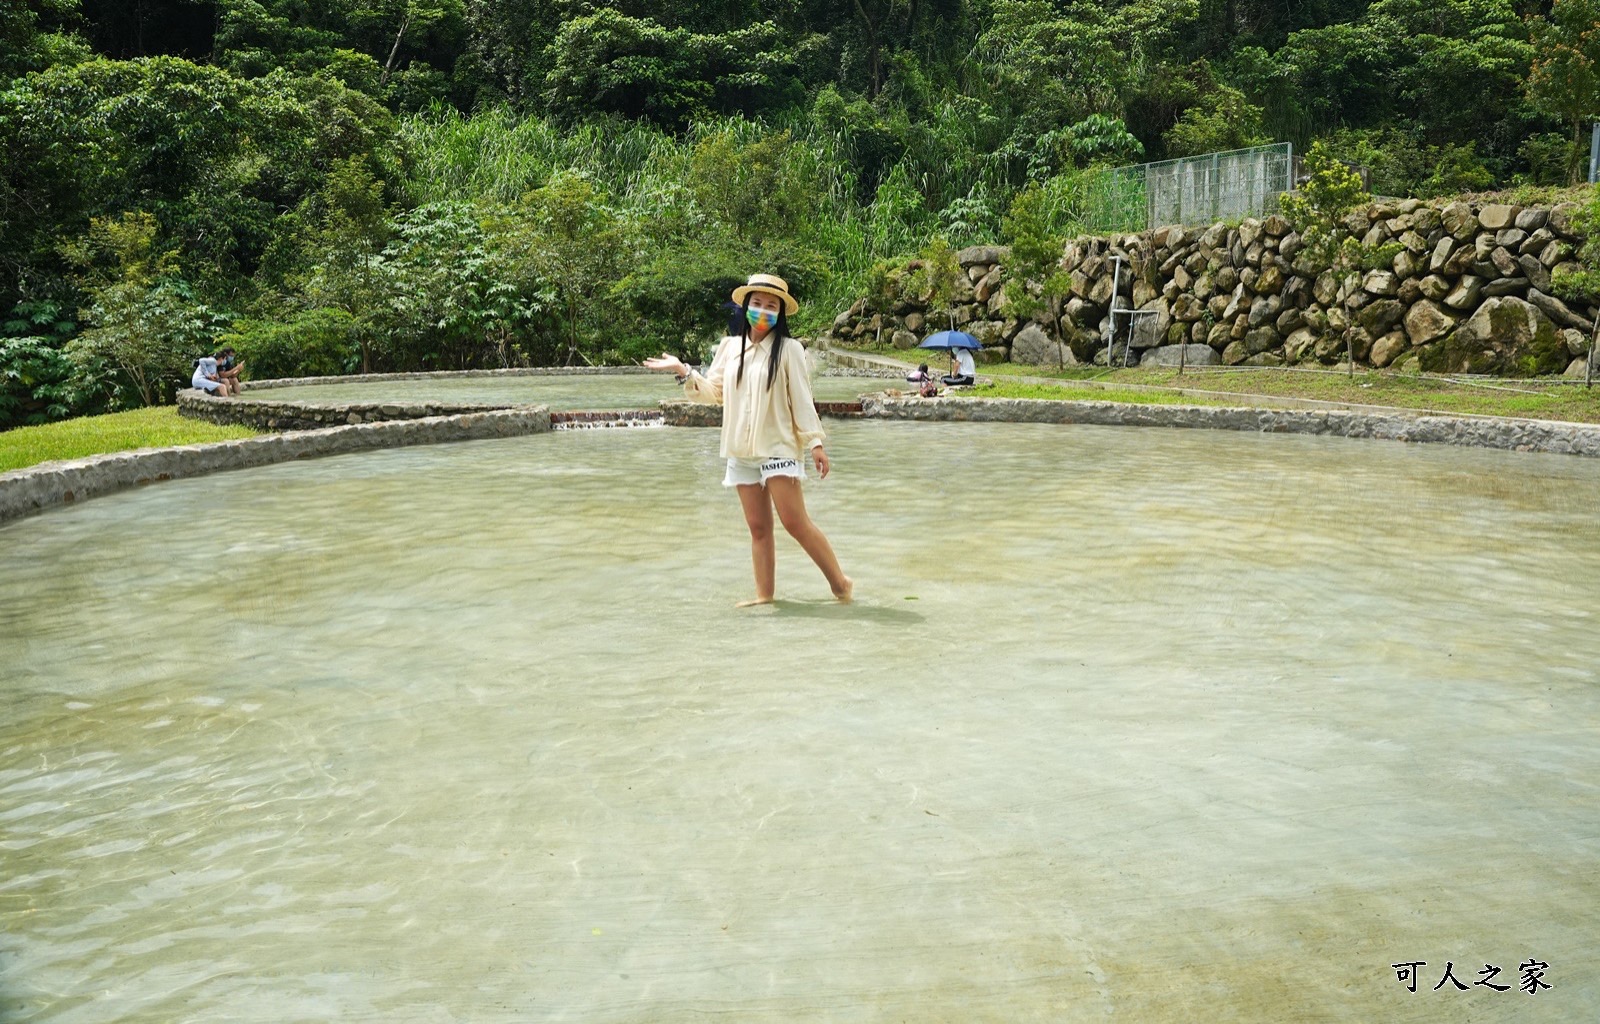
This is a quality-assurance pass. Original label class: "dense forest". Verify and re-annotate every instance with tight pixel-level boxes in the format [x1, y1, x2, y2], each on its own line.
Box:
[1, 0, 1597, 426]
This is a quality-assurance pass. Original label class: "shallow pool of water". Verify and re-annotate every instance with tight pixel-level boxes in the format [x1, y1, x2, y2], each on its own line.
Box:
[3, 422, 1598, 1021]
[258, 372, 880, 409]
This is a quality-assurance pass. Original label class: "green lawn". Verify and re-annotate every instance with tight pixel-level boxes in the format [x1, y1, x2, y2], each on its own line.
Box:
[849, 347, 1600, 423]
[0, 407, 261, 473]
[983, 366, 1600, 422]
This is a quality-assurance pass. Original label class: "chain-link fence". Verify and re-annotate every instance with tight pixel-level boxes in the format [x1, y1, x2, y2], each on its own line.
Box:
[1085, 142, 1297, 234]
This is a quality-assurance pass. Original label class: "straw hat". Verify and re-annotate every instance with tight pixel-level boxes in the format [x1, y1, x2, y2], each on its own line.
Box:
[731, 273, 799, 315]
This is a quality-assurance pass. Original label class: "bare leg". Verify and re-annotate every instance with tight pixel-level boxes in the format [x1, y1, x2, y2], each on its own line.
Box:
[735, 483, 775, 606]
[766, 476, 852, 602]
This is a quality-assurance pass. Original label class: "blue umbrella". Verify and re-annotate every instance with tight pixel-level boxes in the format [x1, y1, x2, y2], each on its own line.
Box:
[918, 330, 982, 350]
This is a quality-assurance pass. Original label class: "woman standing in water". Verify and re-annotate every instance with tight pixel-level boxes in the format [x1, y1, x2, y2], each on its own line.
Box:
[645, 274, 852, 606]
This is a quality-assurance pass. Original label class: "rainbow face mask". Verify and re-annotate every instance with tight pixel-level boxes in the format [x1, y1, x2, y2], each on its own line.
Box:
[746, 307, 778, 330]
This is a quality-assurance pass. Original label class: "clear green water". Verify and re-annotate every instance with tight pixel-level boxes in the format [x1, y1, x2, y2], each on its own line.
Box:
[3, 421, 1598, 1021]
[258, 373, 880, 409]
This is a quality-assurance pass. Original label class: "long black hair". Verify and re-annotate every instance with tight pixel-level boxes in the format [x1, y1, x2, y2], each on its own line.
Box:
[734, 298, 790, 392]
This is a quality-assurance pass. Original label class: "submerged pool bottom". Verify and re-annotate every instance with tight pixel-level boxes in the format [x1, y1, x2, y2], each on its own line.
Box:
[2, 421, 1598, 1021]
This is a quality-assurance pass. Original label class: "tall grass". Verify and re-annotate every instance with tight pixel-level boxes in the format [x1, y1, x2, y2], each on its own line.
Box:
[394, 104, 1043, 332]
[399, 106, 690, 206]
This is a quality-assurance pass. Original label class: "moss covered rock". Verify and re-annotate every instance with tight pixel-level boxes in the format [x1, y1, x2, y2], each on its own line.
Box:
[1421, 296, 1567, 375]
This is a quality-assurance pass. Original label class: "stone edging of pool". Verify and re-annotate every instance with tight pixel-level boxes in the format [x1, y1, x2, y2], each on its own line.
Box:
[239, 365, 658, 391]
[858, 393, 1600, 457]
[177, 388, 526, 432]
[0, 406, 550, 526]
[9, 374, 1598, 528]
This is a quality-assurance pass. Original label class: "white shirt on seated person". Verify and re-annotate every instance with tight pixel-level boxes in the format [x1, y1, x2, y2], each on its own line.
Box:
[192, 356, 224, 392]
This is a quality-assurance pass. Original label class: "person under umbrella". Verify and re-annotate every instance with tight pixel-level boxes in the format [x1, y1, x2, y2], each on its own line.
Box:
[944, 346, 976, 386]
[918, 330, 981, 386]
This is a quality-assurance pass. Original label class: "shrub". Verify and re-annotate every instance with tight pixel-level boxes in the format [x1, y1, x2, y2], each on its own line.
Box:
[222, 308, 360, 381]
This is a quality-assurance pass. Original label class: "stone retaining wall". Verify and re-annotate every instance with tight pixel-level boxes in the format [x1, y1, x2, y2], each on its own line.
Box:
[830, 199, 1598, 377]
[660, 401, 725, 428]
[659, 401, 864, 427]
[550, 409, 665, 425]
[12, 368, 1592, 528]
[816, 402, 865, 417]
[859, 393, 1600, 457]
[178, 388, 515, 431]
[0, 408, 550, 526]
[242, 365, 656, 391]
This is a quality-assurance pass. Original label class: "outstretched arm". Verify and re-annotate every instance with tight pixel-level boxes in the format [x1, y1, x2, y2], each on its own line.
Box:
[643, 354, 690, 375]
[649, 338, 731, 405]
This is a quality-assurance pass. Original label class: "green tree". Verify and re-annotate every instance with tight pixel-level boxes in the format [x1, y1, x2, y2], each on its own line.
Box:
[1162, 83, 1269, 157]
[348, 0, 465, 87]
[1, 0, 90, 80]
[0, 299, 91, 429]
[543, 11, 798, 128]
[376, 200, 551, 369]
[0, 57, 396, 310]
[1323, 126, 1494, 197]
[975, 1, 1125, 129]
[1278, 142, 1386, 374]
[213, 0, 467, 107]
[1270, 0, 1532, 153]
[298, 157, 393, 371]
[1000, 184, 1073, 366]
[687, 126, 820, 241]
[223, 307, 362, 380]
[904, 235, 961, 331]
[613, 124, 832, 354]
[1525, 0, 1600, 183]
[517, 172, 623, 366]
[64, 212, 230, 407]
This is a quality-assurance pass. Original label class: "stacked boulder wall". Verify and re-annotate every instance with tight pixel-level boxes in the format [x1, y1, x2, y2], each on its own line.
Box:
[1418, 296, 1569, 375]
[1011, 322, 1076, 367]
[823, 199, 1596, 374]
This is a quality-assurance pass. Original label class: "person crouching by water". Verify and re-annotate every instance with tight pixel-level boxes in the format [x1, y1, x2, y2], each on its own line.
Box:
[645, 274, 853, 607]
[906, 362, 938, 397]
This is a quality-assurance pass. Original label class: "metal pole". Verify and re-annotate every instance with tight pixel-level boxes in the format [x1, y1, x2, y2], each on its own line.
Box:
[1284, 141, 1294, 212]
[1590, 122, 1599, 185]
[1124, 311, 1159, 367]
[1587, 307, 1597, 389]
[1211, 152, 1220, 223]
[1107, 256, 1122, 367]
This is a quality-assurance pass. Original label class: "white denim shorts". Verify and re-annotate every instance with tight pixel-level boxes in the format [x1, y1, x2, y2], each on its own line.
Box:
[723, 456, 805, 487]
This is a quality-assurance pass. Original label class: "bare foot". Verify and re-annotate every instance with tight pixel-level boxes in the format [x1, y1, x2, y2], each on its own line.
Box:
[833, 576, 854, 604]
[736, 596, 775, 608]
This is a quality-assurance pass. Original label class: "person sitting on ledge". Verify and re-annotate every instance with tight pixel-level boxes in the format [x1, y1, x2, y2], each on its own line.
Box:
[191, 350, 237, 397]
[217, 346, 246, 391]
[942, 347, 976, 386]
[905, 363, 932, 384]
